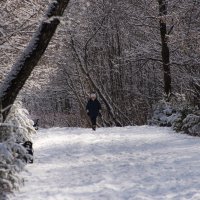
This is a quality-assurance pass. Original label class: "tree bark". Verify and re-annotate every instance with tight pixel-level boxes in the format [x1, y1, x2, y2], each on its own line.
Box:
[0, 0, 70, 120]
[158, 0, 172, 98]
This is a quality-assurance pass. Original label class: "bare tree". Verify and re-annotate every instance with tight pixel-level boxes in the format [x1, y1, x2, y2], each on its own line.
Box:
[158, 0, 171, 98]
[0, 0, 70, 120]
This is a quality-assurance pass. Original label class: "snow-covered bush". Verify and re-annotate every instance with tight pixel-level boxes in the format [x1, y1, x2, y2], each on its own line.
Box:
[149, 100, 177, 127]
[0, 125, 26, 199]
[182, 113, 200, 136]
[149, 95, 200, 136]
[0, 101, 36, 199]
[5, 101, 36, 143]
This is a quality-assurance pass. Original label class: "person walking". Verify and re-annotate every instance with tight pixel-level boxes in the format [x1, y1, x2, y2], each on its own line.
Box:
[86, 92, 101, 131]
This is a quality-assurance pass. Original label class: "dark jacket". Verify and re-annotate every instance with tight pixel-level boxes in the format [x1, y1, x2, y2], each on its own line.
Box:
[86, 99, 101, 117]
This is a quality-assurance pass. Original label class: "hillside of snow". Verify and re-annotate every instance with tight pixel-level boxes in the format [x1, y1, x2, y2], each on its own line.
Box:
[10, 126, 200, 200]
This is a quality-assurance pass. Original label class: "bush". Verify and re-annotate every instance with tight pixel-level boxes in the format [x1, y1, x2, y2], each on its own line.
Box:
[0, 101, 36, 199]
[182, 113, 200, 136]
[149, 97, 200, 136]
[0, 125, 26, 199]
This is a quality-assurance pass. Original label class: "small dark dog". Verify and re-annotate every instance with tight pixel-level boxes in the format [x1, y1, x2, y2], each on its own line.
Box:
[22, 141, 34, 163]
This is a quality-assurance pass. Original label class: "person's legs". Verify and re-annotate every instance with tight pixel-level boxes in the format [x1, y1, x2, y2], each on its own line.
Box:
[90, 116, 97, 130]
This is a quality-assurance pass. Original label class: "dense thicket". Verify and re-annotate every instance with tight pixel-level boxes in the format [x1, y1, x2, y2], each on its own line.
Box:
[1, 0, 199, 127]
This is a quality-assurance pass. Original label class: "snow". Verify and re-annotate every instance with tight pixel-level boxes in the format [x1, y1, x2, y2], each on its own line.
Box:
[10, 126, 200, 200]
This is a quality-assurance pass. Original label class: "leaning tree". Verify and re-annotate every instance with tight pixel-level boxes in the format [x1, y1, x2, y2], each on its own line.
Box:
[0, 0, 70, 121]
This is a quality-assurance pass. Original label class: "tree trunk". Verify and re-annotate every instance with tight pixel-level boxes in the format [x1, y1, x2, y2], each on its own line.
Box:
[158, 0, 172, 98]
[0, 0, 70, 120]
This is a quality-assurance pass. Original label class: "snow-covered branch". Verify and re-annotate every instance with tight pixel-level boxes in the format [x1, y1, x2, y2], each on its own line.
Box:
[0, 0, 70, 121]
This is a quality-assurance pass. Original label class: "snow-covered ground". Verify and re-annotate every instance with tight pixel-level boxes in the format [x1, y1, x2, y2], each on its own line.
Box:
[10, 126, 200, 200]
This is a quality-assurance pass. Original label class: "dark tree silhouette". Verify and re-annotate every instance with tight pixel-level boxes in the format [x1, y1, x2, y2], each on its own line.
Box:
[158, 0, 172, 98]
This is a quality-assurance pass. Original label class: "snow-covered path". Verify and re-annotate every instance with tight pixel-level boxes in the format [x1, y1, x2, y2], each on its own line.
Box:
[11, 126, 200, 200]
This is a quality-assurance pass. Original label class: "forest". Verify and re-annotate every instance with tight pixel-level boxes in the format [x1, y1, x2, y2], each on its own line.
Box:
[0, 0, 200, 199]
[0, 0, 199, 128]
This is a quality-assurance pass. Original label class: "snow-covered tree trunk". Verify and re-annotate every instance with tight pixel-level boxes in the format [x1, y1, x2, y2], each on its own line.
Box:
[0, 0, 70, 121]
